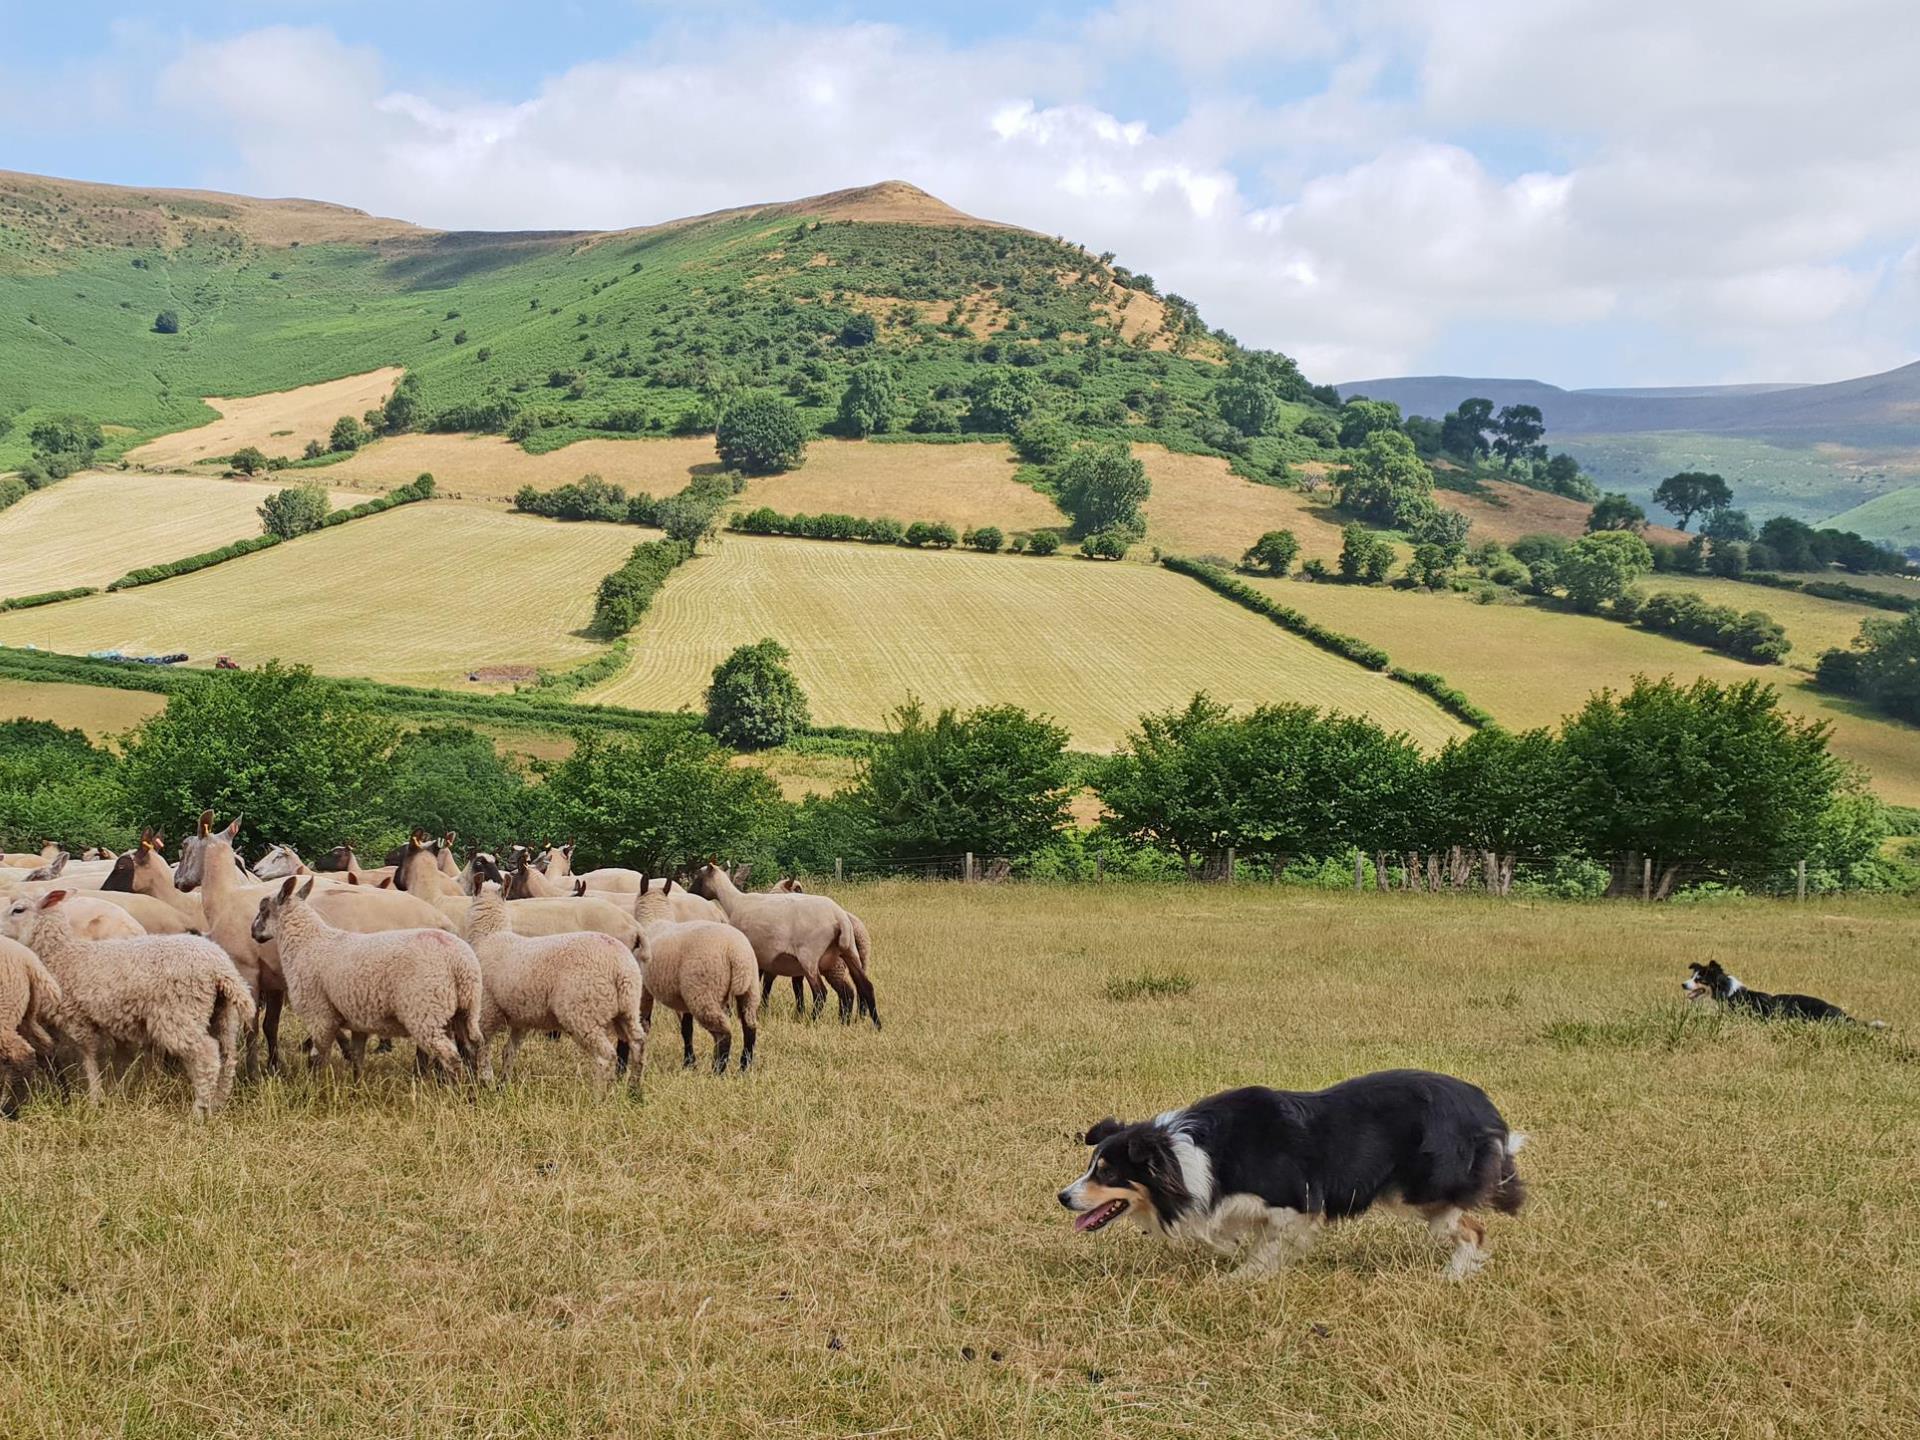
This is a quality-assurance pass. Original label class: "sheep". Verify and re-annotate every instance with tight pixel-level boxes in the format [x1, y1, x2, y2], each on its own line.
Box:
[392, 836, 642, 947]
[688, 862, 879, 1029]
[1, 843, 61, 870]
[1, 890, 254, 1120]
[462, 884, 644, 1090]
[1, 888, 143, 941]
[632, 878, 759, 1074]
[571, 876, 723, 923]
[250, 877, 491, 1084]
[0, 935, 61, 1119]
[764, 878, 874, 1018]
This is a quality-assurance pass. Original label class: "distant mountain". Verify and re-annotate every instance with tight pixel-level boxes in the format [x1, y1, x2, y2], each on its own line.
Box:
[1335, 362, 1920, 443]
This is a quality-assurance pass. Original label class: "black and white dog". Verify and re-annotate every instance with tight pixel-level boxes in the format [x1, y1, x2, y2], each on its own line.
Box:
[1058, 1069, 1526, 1280]
[1683, 960, 1882, 1026]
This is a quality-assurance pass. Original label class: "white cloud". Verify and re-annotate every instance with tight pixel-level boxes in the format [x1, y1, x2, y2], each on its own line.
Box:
[131, 1, 1920, 384]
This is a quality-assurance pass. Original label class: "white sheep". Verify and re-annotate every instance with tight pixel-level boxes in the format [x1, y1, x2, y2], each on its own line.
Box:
[464, 885, 645, 1090]
[1, 934, 62, 1119]
[1, 890, 255, 1120]
[688, 862, 879, 1029]
[633, 878, 760, 1074]
[250, 877, 490, 1084]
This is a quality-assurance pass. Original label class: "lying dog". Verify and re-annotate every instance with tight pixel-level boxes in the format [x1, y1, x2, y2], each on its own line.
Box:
[1059, 1069, 1526, 1281]
[1683, 960, 1884, 1026]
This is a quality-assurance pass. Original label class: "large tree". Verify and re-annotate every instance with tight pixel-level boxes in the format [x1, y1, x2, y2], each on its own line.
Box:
[1335, 427, 1432, 527]
[1491, 404, 1546, 466]
[1560, 676, 1843, 896]
[705, 638, 812, 749]
[1427, 727, 1570, 894]
[1240, 529, 1299, 576]
[1585, 493, 1646, 533]
[1214, 374, 1278, 437]
[1652, 471, 1732, 530]
[1054, 441, 1150, 536]
[716, 392, 808, 473]
[1556, 530, 1652, 611]
[380, 724, 530, 854]
[1440, 397, 1494, 461]
[1337, 397, 1403, 449]
[836, 363, 899, 437]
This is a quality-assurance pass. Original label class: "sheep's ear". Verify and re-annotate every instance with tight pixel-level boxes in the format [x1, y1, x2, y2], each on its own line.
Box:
[378, 877, 392, 889]
[278, 876, 298, 900]
[345, 872, 360, 886]
[154, 829, 165, 849]
[297, 878, 316, 900]
[197, 810, 213, 835]
[38, 889, 69, 910]
[573, 879, 585, 896]
[639, 876, 649, 895]
[1083, 1118, 1125, 1147]
[663, 877, 674, 894]
[444, 831, 457, 847]
[411, 829, 426, 846]
[140, 826, 153, 845]
[224, 816, 242, 839]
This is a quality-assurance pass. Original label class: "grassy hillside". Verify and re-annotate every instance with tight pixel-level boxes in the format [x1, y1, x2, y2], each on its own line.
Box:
[1824, 486, 1920, 549]
[1248, 578, 1920, 803]
[585, 535, 1468, 748]
[3, 883, 1915, 1437]
[0, 676, 164, 734]
[0, 504, 637, 686]
[0, 470, 360, 594]
[0, 173, 1314, 482]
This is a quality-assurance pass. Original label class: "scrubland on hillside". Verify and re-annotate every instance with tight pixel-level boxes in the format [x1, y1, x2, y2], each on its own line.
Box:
[0, 471, 361, 595]
[586, 534, 1468, 748]
[0, 884, 1913, 1438]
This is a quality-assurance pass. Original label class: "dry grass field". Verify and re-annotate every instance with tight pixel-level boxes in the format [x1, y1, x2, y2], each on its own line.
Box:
[1, 884, 1914, 1439]
[1643, 575, 1891, 658]
[733, 440, 1063, 533]
[586, 535, 1467, 749]
[0, 505, 638, 688]
[1138, 447, 1352, 562]
[1249, 578, 1920, 804]
[0, 471, 360, 594]
[125, 368, 405, 469]
[317, 434, 720, 501]
[1440, 478, 1688, 547]
[0, 677, 165, 735]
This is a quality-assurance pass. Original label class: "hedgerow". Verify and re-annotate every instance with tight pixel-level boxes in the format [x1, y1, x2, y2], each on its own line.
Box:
[0, 586, 99, 612]
[590, 539, 692, 637]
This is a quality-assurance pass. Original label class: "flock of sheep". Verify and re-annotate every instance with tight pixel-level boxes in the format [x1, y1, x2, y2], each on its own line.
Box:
[0, 816, 879, 1119]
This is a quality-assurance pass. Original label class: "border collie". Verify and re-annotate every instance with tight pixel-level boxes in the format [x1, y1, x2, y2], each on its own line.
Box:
[1683, 960, 1883, 1026]
[1058, 1069, 1525, 1280]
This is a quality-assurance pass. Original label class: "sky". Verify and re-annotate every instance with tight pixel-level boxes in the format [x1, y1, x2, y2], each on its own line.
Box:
[5, 0, 1919, 389]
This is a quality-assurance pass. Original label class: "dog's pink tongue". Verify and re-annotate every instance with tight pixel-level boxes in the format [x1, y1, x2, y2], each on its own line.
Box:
[1074, 1201, 1120, 1233]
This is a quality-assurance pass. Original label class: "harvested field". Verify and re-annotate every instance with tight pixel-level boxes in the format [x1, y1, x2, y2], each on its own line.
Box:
[1249, 577, 1920, 804]
[0, 470, 360, 594]
[0, 505, 638, 688]
[1440, 477, 1688, 546]
[315, 434, 717, 502]
[0, 885, 1914, 1438]
[1138, 446, 1349, 561]
[0, 677, 165, 735]
[734, 441, 1062, 533]
[125, 368, 404, 469]
[586, 534, 1466, 749]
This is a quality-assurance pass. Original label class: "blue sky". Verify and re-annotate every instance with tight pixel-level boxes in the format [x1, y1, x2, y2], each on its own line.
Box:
[6, 1, 1918, 388]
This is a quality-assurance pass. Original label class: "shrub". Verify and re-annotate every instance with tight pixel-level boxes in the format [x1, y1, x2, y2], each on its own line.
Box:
[1558, 531, 1653, 612]
[514, 474, 628, 522]
[0, 475, 26, 512]
[1338, 525, 1395, 584]
[705, 639, 812, 749]
[1026, 530, 1061, 556]
[329, 415, 370, 453]
[1634, 590, 1790, 665]
[904, 520, 958, 549]
[229, 446, 268, 475]
[1240, 529, 1299, 576]
[1013, 417, 1074, 465]
[963, 525, 1005, 553]
[258, 482, 333, 539]
[153, 309, 179, 334]
[717, 392, 807, 474]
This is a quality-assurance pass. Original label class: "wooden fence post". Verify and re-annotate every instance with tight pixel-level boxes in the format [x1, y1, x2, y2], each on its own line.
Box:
[834, 857, 843, 884]
[964, 852, 975, 883]
[1796, 858, 1807, 902]
[1354, 853, 1364, 892]
[1642, 856, 1653, 902]
[1224, 847, 1235, 884]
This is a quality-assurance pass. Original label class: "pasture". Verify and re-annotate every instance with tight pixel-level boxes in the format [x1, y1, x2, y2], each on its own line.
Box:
[585, 534, 1468, 748]
[1642, 574, 1893, 658]
[124, 368, 405, 470]
[0, 677, 165, 735]
[0, 471, 359, 595]
[0, 505, 638, 688]
[1248, 577, 1920, 804]
[1, 884, 1914, 1438]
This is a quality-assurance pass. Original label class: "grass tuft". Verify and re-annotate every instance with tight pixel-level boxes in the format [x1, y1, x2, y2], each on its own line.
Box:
[1104, 969, 1196, 1002]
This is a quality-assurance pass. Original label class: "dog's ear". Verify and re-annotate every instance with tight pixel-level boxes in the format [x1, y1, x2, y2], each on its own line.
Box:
[1083, 1117, 1125, 1147]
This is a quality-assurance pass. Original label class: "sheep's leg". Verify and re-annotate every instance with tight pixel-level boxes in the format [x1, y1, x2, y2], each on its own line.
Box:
[260, 986, 284, 1075]
[677, 1013, 697, 1068]
[306, 1014, 340, 1077]
[760, 972, 775, 1007]
[803, 962, 828, 1022]
[178, 1034, 223, 1122]
[213, 1009, 243, 1108]
[344, 1032, 368, 1075]
[823, 961, 856, 1025]
[736, 992, 757, 1073]
[76, 1034, 107, 1106]
[790, 976, 805, 1016]
[694, 1007, 733, 1076]
[413, 1029, 464, 1083]
[499, 1028, 526, 1081]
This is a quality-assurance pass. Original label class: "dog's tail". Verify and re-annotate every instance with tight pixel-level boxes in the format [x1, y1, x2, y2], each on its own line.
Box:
[1487, 1131, 1527, 1215]
[1866, 1019, 1890, 1031]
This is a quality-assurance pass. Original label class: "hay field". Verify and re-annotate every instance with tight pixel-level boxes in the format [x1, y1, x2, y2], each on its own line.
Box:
[0, 677, 165, 735]
[0, 471, 360, 594]
[587, 535, 1466, 749]
[0, 505, 638, 688]
[1249, 578, 1920, 804]
[317, 434, 719, 501]
[733, 440, 1063, 533]
[125, 368, 405, 469]
[1643, 575, 1892, 658]
[1, 884, 1914, 1439]
[1138, 446, 1351, 561]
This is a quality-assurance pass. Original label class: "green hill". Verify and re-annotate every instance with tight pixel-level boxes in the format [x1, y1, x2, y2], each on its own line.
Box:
[1823, 486, 1920, 548]
[0, 170, 1327, 479]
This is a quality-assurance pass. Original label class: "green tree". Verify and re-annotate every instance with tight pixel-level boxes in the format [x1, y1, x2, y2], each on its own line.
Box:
[153, 309, 180, 334]
[329, 415, 369, 453]
[1078, 528, 1131, 560]
[1338, 397, 1403, 449]
[1818, 612, 1920, 723]
[380, 725, 529, 853]
[836, 363, 899, 437]
[1012, 416, 1073, 465]
[963, 525, 1005, 553]
[1557, 530, 1652, 611]
[1652, 471, 1732, 531]
[228, 446, 269, 476]
[1560, 676, 1844, 896]
[258, 482, 333, 538]
[963, 370, 1038, 432]
[1215, 374, 1278, 436]
[0, 720, 127, 852]
[704, 639, 812, 749]
[1335, 428, 1432, 526]
[118, 664, 398, 857]
[1491, 404, 1546, 466]
[1408, 542, 1455, 588]
[1440, 397, 1494, 461]
[1240, 529, 1299, 576]
[717, 392, 808, 474]
[1542, 452, 1598, 500]
[379, 372, 422, 434]
[534, 728, 782, 873]
[1586, 493, 1646, 532]
[1427, 727, 1569, 892]
[1338, 523, 1395, 584]
[859, 699, 1072, 862]
[1054, 442, 1150, 536]
[1026, 530, 1061, 556]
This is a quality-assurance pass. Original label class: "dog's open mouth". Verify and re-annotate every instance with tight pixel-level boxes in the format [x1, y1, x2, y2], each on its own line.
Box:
[1074, 1198, 1128, 1233]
